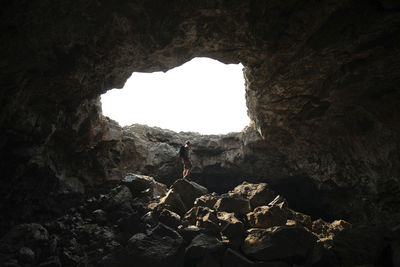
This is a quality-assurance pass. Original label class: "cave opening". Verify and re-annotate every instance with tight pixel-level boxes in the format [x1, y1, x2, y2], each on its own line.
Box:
[100, 57, 250, 135]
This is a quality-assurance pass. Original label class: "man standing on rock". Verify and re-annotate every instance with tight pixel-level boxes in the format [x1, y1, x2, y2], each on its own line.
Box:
[179, 141, 192, 179]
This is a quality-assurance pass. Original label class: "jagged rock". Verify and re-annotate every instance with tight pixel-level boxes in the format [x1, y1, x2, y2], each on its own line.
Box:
[158, 209, 181, 229]
[126, 223, 184, 267]
[122, 173, 167, 199]
[287, 209, 312, 230]
[185, 233, 225, 265]
[158, 189, 187, 216]
[312, 218, 352, 240]
[178, 226, 203, 244]
[230, 182, 276, 209]
[217, 212, 244, 248]
[141, 211, 158, 227]
[222, 248, 290, 267]
[182, 206, 220, 234]
[171, 178, 208, 210]
[214, 195, 251, 215]
[242, 226, 317, 263]
[268, 195, 288, 211]
[103, 185, 134, 212]
[247, 205, 287, 228]
[194, 194, 219, 209]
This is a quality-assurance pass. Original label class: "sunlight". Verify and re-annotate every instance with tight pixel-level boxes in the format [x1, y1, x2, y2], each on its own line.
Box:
[100, 57, 249, 134]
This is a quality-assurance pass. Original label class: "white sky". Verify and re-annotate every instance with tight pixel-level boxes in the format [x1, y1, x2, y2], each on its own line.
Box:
[100, 57, 250, 134]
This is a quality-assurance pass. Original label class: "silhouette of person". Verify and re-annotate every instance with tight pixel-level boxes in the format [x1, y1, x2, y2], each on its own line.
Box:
[179, 141, 192, 179]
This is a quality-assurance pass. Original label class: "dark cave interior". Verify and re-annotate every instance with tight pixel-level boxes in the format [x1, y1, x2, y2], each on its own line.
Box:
[0, 0, 400, 266]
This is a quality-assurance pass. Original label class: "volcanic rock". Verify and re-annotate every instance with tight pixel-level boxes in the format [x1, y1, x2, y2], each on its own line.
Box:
[126, 223, 184, 267]
[230, 182, 276, 209]
[247, 205, 287, 228]
[171, 178, 208, 210]
[122, 173, 167, 199]
[242, 225, 317, 263]
[214, 195, 251, 215]
[194, 194, 219, 209]
[185, 233, 225, 264]
[158, 208, 181, 229]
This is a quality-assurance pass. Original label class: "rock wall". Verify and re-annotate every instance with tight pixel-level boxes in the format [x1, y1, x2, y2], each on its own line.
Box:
[0, 0, 399, 233]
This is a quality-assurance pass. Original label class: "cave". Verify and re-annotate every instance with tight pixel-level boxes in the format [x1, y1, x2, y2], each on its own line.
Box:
[1, 1, 399, 266]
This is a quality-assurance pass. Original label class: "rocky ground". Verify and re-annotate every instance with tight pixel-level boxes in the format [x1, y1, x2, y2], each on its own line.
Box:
[1, 174, 397, 267]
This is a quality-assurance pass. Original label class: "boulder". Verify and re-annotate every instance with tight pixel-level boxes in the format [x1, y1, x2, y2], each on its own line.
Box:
[230, 182, 276, 209]
[103, 185, 134, 212]
[127, 223, 184, 267]
[214, 195, 251, 215]
[158, 189, 187, 216]
[122, 173, 167, 199]
[242, 225, 317, 263]
[247, 205, 287, 228]
[183, 206, 220, 234]
[158, 209, 181, 229]
[287, 209, 312, 230]
[185, 233, 225, 264]
[171, 178, 208, 210]
[194, 194, 219, 209]
[141, 211, 158, 227]
[312, 218, 352, 240]
[217, 212, 244, 248]
[178, 226, 204, 244]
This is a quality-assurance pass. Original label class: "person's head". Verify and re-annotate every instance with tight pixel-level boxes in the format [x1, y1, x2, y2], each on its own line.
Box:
[185, 141, 191, 147]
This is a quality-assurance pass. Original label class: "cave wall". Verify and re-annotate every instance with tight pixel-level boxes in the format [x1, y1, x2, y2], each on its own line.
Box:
[1, 0, 400, 231]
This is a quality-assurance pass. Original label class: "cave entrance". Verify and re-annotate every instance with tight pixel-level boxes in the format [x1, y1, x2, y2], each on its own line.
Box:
[101, 57, 250, 134]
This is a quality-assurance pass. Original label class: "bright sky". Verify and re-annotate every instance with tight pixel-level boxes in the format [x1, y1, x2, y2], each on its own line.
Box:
[100, 57, 250, 134]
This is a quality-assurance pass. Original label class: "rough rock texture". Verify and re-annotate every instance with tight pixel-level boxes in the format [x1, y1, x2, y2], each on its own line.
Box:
[0, 174, 397, 266]
[0, 0, 399, 248]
